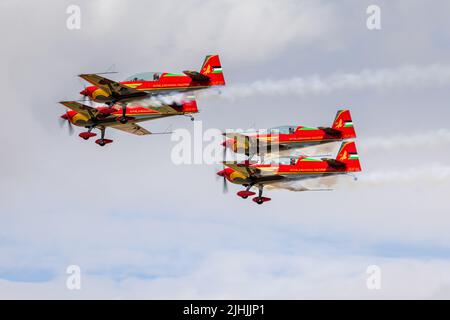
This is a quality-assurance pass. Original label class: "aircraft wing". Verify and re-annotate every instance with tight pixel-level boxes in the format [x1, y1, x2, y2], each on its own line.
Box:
[223, 161, 264, 178]
[109, 123, 151, 136]
[223, 132, 252, 140]
[223, 132, 283, 147]
[78, 74, 142, 97]
[59, 101, 99, 119]
[266, 182, 333, 192]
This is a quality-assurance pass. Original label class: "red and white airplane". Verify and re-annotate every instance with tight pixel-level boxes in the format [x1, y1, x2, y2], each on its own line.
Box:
[223, 110, 356, 158]
[59, 99, 198, 146]
[78, 55, 225, 124]
[217, 141, 361, 204]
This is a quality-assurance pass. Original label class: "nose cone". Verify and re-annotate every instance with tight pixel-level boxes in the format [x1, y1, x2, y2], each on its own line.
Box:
[61, 114, 68, 120]
[217, 170, 226, 177]
[222, 139, 233, 148]
[80, 89, 88, 96]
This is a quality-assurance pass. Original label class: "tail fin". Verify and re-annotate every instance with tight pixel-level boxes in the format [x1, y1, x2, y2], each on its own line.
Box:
[200, 55, 225, 86]
[331, 110, 356, 139]
[335, 141, 361, 172]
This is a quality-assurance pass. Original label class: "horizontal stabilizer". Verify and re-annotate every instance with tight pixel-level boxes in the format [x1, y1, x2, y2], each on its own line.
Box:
[322, 158, 347, 169]
[318, 126, 342, 136]
[183, 70, 210, 82]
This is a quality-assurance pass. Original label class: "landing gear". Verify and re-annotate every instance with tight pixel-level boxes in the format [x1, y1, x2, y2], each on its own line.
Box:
[252, 185, 271, 205]
[95, 127, 113, 147]
[185, 114, 195, 121]
[106, 101, 133, 124]
[117, 103, 129, 124]
[79, 127, 97, 140]
[237, 184, 256, 199]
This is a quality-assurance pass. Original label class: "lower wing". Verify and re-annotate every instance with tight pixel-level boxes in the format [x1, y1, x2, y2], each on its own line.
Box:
[108, 123, 151, 136]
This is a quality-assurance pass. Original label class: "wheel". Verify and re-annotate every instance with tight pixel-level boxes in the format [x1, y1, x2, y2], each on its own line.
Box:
[83, 137, 89, 140]
[99, 141, 106, 146]
[256, 198, 263, 204]
[242, 196, 248, 199]
[119, 117, 127, 124]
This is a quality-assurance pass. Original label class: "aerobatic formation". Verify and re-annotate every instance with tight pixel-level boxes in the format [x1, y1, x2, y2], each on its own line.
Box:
[59, 54, 361, 203]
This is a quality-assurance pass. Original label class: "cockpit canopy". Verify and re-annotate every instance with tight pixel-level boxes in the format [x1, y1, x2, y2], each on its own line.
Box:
[260, 156, 298, 165]
[268, 125, 297, 134]
[124, 72, 162, 81]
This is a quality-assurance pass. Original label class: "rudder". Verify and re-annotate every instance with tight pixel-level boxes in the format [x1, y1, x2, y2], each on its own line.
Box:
[331, 110, 356, 139]
[200, 55, 225, 86]
[335, 141, 361, 172]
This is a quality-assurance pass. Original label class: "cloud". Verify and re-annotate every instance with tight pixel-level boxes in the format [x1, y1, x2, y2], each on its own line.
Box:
[85, 0, 338, 65]
[2, 250, 450, 299]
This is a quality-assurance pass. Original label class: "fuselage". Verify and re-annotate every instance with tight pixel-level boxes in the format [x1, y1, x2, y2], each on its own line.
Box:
[81, 73, 224, 103]
[219, 149, 361, 186]
[64, 103, 198, 128]
[224, 127, 353, 155]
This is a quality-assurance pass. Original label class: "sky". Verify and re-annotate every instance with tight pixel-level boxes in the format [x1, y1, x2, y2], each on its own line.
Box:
[0, 0, 450, 299]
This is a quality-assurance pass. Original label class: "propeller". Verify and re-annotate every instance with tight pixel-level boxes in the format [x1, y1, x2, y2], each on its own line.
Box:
[78, 78, 94, 107]
[216, 166, 229, 194]
[222, 139, 227, 162]
[60, 112, 74, 135]
[222, 176, 228, 193]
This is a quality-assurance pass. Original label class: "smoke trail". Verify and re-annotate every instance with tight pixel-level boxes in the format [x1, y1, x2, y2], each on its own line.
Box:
[129, 93, 189, 108]
[204, 64, 450, 100]
[265, 164, 450, 192]
[357, 164, 450, 186]
[360, 129, 450, 151]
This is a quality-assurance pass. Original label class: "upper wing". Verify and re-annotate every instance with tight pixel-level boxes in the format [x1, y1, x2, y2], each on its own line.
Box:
[223, 132, 252, 140]
[78, 74, 142, 97]
[223, 161, 261, 178]
[59, 101, 99, 119]
[109, 123, 151, 136]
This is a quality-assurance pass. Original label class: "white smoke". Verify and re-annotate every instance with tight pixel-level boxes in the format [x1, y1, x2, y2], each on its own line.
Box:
[357, 164, 450, 186]
[205, 64, 450, 100]
[129, 93, 190, 108]
[265, 164, 450, 192]
[361, 129, 450, 151]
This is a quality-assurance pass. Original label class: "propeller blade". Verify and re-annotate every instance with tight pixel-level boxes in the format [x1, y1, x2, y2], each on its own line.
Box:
[222, 144, 227, 161]
[222, 177, 228, 193]
[68, 121, 74, 135]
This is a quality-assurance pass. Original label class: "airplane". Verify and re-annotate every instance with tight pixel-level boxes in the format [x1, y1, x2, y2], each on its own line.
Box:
[78, 55, 225, 124]
[216, 141, 361, 204]
[59, 98, 198, 146]
[222, 110, 356, 158]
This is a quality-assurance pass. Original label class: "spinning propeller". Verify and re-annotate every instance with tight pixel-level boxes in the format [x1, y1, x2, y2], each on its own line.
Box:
[59, 112, 74, 135]
[215, 166, 229, 194]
